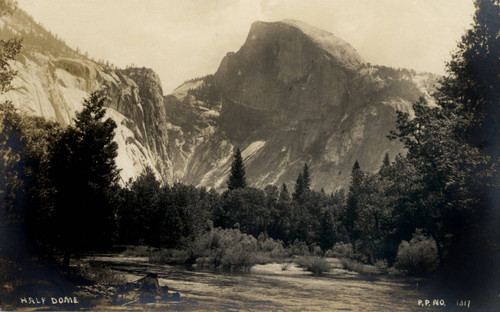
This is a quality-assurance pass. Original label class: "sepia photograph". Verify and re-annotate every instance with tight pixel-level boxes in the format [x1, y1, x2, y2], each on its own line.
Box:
[0, 0, 499, 310]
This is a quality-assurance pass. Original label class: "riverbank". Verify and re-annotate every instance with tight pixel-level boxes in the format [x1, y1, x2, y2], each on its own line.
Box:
[3, 251, 498, 311]
[75, 253, 428, 311]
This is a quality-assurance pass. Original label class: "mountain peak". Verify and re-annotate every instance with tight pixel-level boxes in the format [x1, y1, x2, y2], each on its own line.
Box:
[249, 20, 364, 69]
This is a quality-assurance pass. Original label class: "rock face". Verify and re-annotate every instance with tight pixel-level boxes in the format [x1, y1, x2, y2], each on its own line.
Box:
[0, 9, 172, 183]
[171, 20, 438, 191]
[1, 10, 438, 192]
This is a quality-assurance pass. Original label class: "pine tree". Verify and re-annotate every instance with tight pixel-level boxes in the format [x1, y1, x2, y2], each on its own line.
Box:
[279, 183, 290, 202]
[343, 160, 362, 241]
[227, 148, 246, 190]
[292, 173, 304, 201]
[293, 163, 311, 202]
[388, 0, 500, 292]
[382, 153, 390, 167]
[50, 92, 119, 267]
[302, 163, 310, 191]
[433, 0, 500, 290]
[438, 0, 500, 154]
[379, 152, 391, 177]
[352, 160, 360, 171]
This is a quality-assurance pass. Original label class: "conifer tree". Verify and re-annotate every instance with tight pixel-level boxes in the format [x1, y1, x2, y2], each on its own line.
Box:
[293, 163, 311, 202]
[292, 173, 304, 201]
[434, 0, 500, 290]
[302, 163, 310, 191]
[343, 160, 362, 240]
[379, 152, 391, 176]
[227, 148, 246, 190]
[388, 0, 499, 292]
[279, 183, 290, 202]
[50, 92, 119, 267]
[438, 0, 500, 153]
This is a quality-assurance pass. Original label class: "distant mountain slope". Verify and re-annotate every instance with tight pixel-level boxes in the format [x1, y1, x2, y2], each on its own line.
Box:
[0, 8, 172, 183]
[170, 21, 439, 191]
[0, 9, 439, 191]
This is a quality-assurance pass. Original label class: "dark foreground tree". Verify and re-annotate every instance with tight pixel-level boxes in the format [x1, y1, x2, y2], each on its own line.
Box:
[438, 0, 500, 153]
[431, 0, 500, 293]
[0, 0, 23, 258]
[227, 148, 246, 190]
[50, 92, 119, 267]
[389, 1, 499, 294]
[0, 103, 61, 259]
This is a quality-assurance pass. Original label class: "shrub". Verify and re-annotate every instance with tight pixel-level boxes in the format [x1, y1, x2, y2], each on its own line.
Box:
[330, 242, 354, 259]
[374, 259, 389, 274]
[310, 245, 323, 257]
[149, 248, 189, 264]
[189, 228, 258, 270]
[281, 262, 292, 271]
[122, 245, 156, 257]
[257, 233, 286, 259]
[340, 258, 363, 272]
[339, 258, 377, 274]
[296, 257, 331, 276]
[75, 262, 126, 285]
[289, 240, 310, 256]
[395, 230, 439, 275]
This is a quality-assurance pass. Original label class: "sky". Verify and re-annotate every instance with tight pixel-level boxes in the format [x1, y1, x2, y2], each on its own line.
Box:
[16, 0, 475, 93]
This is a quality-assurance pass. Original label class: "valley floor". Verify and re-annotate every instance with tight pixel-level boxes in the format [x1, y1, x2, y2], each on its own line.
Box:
[3, 253, 497, 311]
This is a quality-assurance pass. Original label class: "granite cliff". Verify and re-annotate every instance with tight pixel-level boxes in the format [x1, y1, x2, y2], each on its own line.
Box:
[0, 10, 438, 191]
[169, 20, 438, 191]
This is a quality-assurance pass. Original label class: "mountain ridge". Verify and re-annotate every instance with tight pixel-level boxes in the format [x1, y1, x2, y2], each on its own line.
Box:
[0, 7, 439, 191]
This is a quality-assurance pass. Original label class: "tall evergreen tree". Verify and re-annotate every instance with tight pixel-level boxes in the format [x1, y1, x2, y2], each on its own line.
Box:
[343, 160, 362, 241]
[431, 0, 500, 292]
[50, 92, 119, 267]
[438, 0, 500, 154]
[278, 183, 290, 202]
[302, 163, 310, 191]
[227, 148, 246, 190]
[379, 152, 391, 177]
[293, 164, 311, 202]
[292, 173, 304, 201]
[388, 1, 500, 294]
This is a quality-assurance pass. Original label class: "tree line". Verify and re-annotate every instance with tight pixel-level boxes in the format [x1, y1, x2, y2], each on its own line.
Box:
[0, 0, 499, 291]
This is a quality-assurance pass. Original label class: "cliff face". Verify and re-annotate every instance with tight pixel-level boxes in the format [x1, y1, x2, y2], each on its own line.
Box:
[0, 9, 172, 183]
[1, 11, 439, 192]
[172, 21, 438, 191]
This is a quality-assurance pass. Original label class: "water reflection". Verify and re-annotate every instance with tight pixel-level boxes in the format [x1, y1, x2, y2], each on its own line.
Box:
[87, 255, 435, 311]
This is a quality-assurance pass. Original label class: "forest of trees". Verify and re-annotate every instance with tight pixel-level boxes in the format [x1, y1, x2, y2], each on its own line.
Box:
[0, 0, 499, 296]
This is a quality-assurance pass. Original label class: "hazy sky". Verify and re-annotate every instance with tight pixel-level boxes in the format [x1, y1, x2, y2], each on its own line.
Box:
[17, 0, 475, 93]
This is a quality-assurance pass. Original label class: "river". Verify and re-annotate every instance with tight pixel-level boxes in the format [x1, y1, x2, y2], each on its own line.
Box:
[83, 255, 444, 311]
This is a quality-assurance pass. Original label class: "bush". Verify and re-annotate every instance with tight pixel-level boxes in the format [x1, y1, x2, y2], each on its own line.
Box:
[189, 228, 258, 270]
[281, 262, 292, 271]
[395, 230, 439, 275]
[122, 246, 156, 257]
[149, 248, 189, 264]
[330, 242, 354, 259]
[374, 259, 389, 274]
[296, 257, 331, 276]
[289, 240, 310, 256]
[75, 262, 126, 285]
[339, 258, 378, 274]
[257, 233, 286, 259]
[310, 245, 323, 257]
[340, 258, 363, 272]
